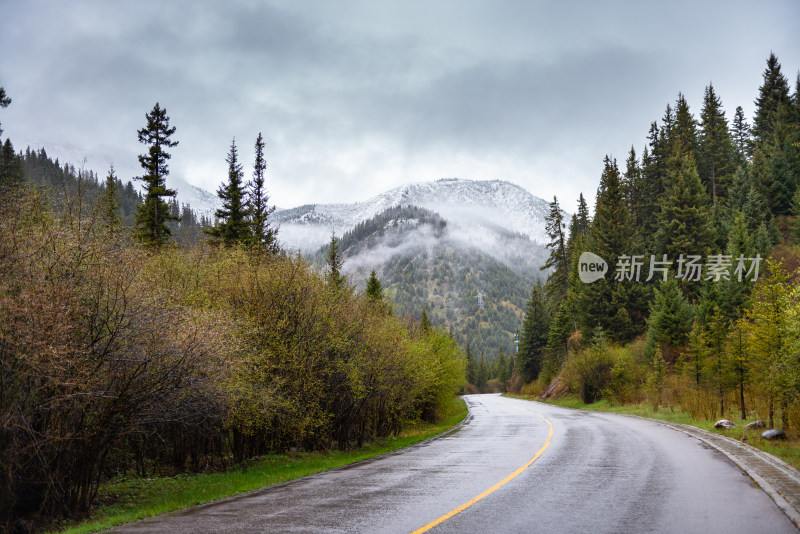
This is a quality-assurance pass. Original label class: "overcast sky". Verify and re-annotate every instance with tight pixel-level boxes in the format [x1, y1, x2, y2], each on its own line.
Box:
[2, 1, 799, 210]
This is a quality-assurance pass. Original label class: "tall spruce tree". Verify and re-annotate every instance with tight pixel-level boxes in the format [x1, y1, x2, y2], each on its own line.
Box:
[623, 147, 644, 231]
[135, 102, 179, 246]
[644, 278, 695, 362]
[517, 280, 550, 383]
[0, 138, 23, 188]
[592, 156, 630, 261]
[727, 166, 751, 211]
[546, 301, 573, 370]
[572, 156, 645, 341]
[541, 196, 569, 303]
[207, 139, 250, 245]
[420, 307, 432, 332]
[646, 120, 669, 203]
[248, 132, 279, 253]
[101, 165, 122, 232]
[672, 93, 700, 163]
[698, 83, 735, 204]
[726, 318, 750, 420]
[721, 211, 753, 319]
[655, 149, 713, 268]
[366, 269, 384, 303]
[731, 106, 752, 166]
[752, 53, 791, 148]
[767, 139, 796, 215]
[575, 193, 590, 236]
[326, 231, 345, 291]
[465, 343, 476, 385]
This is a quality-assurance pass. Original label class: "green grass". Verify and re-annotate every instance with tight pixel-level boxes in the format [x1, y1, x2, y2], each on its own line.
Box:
[509, 394, 800, 471]
[51, 397, 468, 534]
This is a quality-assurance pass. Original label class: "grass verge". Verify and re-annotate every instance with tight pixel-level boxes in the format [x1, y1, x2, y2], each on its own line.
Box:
[509, 394, 800, 471]
[52, 397, 468, 534]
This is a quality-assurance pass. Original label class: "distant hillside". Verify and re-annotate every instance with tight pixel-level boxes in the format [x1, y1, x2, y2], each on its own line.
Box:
[19, 146, 210, 245]
[319, 204, 545, 358]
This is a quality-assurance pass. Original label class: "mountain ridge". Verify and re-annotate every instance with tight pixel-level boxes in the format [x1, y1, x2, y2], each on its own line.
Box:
[274, 178, 554, 253]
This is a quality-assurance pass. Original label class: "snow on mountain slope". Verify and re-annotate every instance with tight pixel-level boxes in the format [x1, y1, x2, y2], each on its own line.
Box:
[275, 178, 553, 252]
[169, 175, 222, 218]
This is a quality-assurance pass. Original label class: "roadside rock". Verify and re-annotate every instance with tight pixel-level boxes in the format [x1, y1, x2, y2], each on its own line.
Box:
[762, 429, 787, 440]
[744, 420, 766, 430]
[539, 374, 568, 400]
[715, 419, 736, 429]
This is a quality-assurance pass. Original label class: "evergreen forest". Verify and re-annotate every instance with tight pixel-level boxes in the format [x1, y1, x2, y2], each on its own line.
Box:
[513, 53, 800, 432]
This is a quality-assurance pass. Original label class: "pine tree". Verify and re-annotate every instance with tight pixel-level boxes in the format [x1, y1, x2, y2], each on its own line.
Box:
[660, 104, 675, 150]
[705, 306, 730, 417]
[0, 138, 23, 188]
[207, 139, 251, 246]
[655, 150, 714, 282]
[366, 269, 384, 303]
[743, 184, 767, 234]
[592, 156, 630, 261]
[248, 132, 279, 254]
[135, 102, 179, 246]
[101, 165, 122, 232]
[420, 307, 432, 332]
[731, 106, 752, 166]
[698, 83, 735, 204]
[727, 166, 750, 212]
[576, 192, 590, 235]
[517, 280, 550, 383]
[475, 353, 488, 390]
[0, 86, 10, 139]
[726, 318, 750, 420]
[648, 347, 666, 411]
[721, 211, 754, 318]
[640, 143, 664, 240]
[709, 201, 730, 253]
[496, 350, 510, 389]
[646, 120, 669, 202]
[326, 231, 345, 291]
[546, 301, 573, 369]
[752, 53, 791, 148]
[623, 147, 645, 234]
[207, 139, 250, 245]
[672, 93, 700, 162]
[644, 278, 695, 363]
[766, 139, 796, 215]
[576, 156, 645, 341]
[465, 343, 476, 385]
[541, 196, 569, 303]
[683, 319, 707, 388]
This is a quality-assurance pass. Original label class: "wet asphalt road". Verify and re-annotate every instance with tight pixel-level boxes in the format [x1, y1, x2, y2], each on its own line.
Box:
[110, 394, 797, 533]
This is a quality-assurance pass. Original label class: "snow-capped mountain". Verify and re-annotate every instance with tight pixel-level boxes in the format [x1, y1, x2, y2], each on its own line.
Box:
[274, 178, 553, 253]
[169, 175, 222, 219]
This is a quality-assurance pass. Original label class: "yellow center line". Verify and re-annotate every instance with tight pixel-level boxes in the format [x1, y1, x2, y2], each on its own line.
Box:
[409, 398, 554, 534]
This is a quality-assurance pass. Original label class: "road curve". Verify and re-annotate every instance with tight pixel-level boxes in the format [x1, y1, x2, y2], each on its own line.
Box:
[110, 394, 797, 533]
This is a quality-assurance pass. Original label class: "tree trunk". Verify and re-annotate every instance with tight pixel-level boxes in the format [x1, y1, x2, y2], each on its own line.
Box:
[739, 378, 746, 420]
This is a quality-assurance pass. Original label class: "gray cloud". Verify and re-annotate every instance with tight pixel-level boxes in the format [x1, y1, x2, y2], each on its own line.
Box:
[1, 0, 799, 209]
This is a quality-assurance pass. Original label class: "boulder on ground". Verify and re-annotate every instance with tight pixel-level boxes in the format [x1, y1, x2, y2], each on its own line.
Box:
[761, 429, 786, 440]
[744, 420, 766, 430]
[714, 419, 736, 429]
